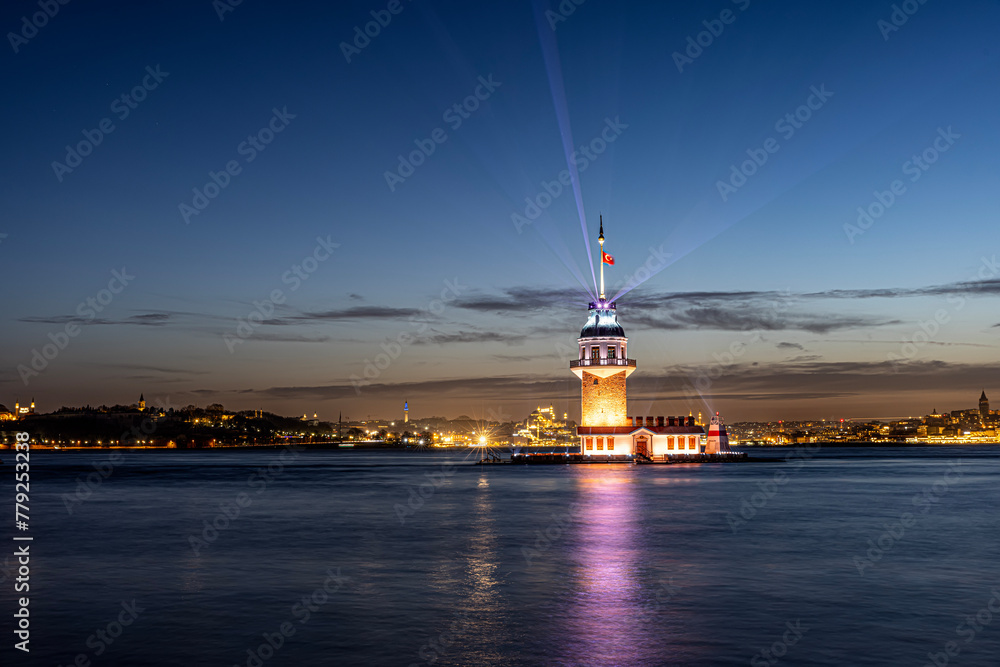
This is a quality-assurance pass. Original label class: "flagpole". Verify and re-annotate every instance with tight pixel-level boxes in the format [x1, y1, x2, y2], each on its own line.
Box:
[598, 214, 605, 300]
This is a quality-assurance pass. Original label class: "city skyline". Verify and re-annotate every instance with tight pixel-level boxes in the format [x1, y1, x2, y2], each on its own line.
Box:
[2, 1, 999, 422]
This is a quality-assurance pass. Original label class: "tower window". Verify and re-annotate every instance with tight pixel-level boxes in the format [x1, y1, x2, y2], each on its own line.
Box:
[596, 438, 604, 450]
[608, 346, 616, 359]
[593, 379, 599, 385]
[591, 346, 599, 360]
[586, 438, 593, 451]
[606, 437, 614, 450]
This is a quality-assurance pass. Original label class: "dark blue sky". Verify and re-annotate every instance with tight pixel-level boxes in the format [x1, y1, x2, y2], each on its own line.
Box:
[2, 0, 999, 421]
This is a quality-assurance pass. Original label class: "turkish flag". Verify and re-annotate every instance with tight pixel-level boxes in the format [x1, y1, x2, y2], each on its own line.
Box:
[602, 251, 615, 265]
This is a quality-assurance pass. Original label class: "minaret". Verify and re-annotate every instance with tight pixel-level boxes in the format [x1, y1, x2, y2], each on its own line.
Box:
[570, 218, 634, 427]
[404, 400, 409, 423]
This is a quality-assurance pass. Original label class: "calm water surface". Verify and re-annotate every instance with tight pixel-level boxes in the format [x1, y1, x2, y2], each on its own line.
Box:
[2, 446, 999, 666]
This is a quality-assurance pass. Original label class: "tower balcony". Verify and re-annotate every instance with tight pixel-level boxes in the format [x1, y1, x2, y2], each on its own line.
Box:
[570, 358, 637, 379]
[570, 358, 636, 369]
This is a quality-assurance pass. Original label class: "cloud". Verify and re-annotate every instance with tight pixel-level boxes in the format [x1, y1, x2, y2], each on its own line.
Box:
[251, 333, 332, 343]
[454, 287, 582, 313]
[243, 360, 1000, 409]
[18, 311, 173, 326]
[655, 359, 1000, 404]
[264, 306, 423, 325]
[98, 363, 209, 375]
[447, 275, 1000, 335]
[777, 342, 806, 350]
[255, 375, 576, 401]
[414, 330, 525, 345]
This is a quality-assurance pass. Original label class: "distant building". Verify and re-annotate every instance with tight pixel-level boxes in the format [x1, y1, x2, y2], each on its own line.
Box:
[517, 405, 575, 444]
[980, 390, 989, 425]
[138, 393, 146, 411]
[13, 399, 35, 418]
[0, 404, 14, 421]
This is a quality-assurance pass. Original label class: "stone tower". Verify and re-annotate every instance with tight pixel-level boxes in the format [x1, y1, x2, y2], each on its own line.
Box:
[569, 217, 635, 427]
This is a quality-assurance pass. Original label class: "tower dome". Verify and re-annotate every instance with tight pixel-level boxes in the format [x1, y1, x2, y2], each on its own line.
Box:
[580, 301, 626, 338]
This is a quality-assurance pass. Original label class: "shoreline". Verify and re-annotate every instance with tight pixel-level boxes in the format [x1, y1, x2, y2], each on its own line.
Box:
[4, 440, 1000, 453]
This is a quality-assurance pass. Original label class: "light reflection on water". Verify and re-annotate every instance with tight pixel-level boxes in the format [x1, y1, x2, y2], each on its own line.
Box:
[560, 470, 649, 664]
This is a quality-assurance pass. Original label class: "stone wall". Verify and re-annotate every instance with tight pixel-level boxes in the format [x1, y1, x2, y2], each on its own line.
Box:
[581, 370, 628, 426]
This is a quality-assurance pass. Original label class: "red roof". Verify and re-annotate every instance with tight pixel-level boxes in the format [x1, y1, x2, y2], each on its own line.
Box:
[577, 425, 704, 435]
